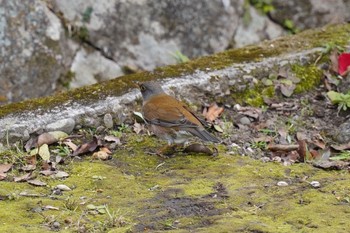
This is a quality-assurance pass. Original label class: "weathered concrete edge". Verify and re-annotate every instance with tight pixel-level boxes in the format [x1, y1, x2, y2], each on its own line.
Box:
[0, 48, 321, 145]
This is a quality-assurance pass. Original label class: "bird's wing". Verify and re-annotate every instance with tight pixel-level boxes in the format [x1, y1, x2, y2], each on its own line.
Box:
[143, 95, 201, 128]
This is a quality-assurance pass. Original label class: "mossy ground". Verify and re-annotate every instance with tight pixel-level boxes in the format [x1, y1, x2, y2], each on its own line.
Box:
[1, 135, 349, 232]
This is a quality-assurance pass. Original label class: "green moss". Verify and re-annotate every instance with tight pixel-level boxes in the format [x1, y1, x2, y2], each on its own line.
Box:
[0, 146, 350, 232]
[292, 64, 323, 93]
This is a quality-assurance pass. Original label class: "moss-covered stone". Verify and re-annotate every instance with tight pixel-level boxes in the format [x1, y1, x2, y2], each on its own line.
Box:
[1, 23, 350, 117]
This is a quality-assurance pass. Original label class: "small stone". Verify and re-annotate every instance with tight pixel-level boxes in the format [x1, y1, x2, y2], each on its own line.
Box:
[46, 118, 75, 134]
[239, 116, 251, 125]
[335, 121, 350, 144]
[310, 181, 320, 188]
[52, 221, 60, 229]
[277, 181, 289, 187]
[95, 126, 106, 134]
[56, 184, 71, 191]
[103, 113, 114, 129]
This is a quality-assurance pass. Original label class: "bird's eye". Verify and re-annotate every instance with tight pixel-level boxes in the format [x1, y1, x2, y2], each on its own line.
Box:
[140, 85, 146, 91]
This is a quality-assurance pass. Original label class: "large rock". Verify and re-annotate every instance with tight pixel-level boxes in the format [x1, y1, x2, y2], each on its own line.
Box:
[0, 0, 73, 104]
[270, 0, 350, 30]
[53, 0, 241, 70]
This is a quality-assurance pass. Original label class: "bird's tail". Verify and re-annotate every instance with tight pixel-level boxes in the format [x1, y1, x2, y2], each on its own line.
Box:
[187, 128, 220, 143]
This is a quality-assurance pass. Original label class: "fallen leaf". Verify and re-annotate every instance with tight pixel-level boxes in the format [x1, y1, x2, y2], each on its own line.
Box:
[254, 136, 273, 143]
[25, 137, 37, 152]
[37, 131, 68, 147]
[20, 164, 36, 172]
[297, 140, 311, 162]
[92, 151, 111, 160]
[51, 171, 69, 179]
[72, 137, 98, 156]
[338, 52, 350, 76]
[27, 179, 47, 186]
[42, 161, 55, 171]
[104, 135, 121, 144]
[296, 132, 308, 141]
[238, 107, 261, 120]
[133, 121, 145, 134]
[330, 49, 339, 73]
[40, 170, 56, 176]
[31, 144, 51, 161]
[280, 82, 296, 97]
[311, 134, 326, 149]
[14, 173, 32, 182]
[331, 142, 350, 151]
[202, 103, 224, 122]
[0, 173, 7, 180]
[0, 164, 13, 173]
[313, 160, 350, 170]
[63, 139, 78, 151]
[213, 124, 224, 133]
[133, 111, 146, 122]
[26, 155, 37, 165]
[100, 147, 112, 154]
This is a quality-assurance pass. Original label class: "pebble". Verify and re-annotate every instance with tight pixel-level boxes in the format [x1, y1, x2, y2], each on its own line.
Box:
[52, 221, 60, 229]
[239, 116, 251, 125]
[310, 181, 320, 188]
[46, 118, 75, 134]
[277, 181, 289, 187]
[104, 113, 114, 129]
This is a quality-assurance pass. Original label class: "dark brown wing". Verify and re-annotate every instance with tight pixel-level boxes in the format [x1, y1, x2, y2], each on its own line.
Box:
[143, 94, 202, 128]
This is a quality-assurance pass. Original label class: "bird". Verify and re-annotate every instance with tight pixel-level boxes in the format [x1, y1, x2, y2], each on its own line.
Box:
[137, 81, 220, 147]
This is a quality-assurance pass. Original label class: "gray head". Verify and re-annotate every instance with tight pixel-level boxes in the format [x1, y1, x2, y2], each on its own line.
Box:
[139, 81, 165, 101]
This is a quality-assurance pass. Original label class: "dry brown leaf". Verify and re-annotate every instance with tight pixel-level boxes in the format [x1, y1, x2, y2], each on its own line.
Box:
[26, 155, 37, 166]
[27, 179, 47, 186]
[104, 135, 121, 144]
[133, 121, 145, 134]
[254, 136, 273, 143]
[14, 173, 32, 182]
[202, 103, 224, 122]
[37, 132, 57, 147]
[92, 151, 111, 160]
[296, 132, 308, 141]
[330, 142, 350, 151]
[72, 136, 98, 156]
[239, 107, 261, 119]
[63, 139, 78, 151]
[51, 171, 69, 179]
[20, 164, 36, 172]
[100, 147, 112, 154]
[0, 164, 13, 173]
[40, 170, 56, 176]
[0, 173, 7, 180]
[330, 49, 339, 73]
[297, 140, 310, 162]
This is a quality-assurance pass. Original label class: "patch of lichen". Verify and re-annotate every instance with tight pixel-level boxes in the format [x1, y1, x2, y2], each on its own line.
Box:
[1, 24, 349, 118]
